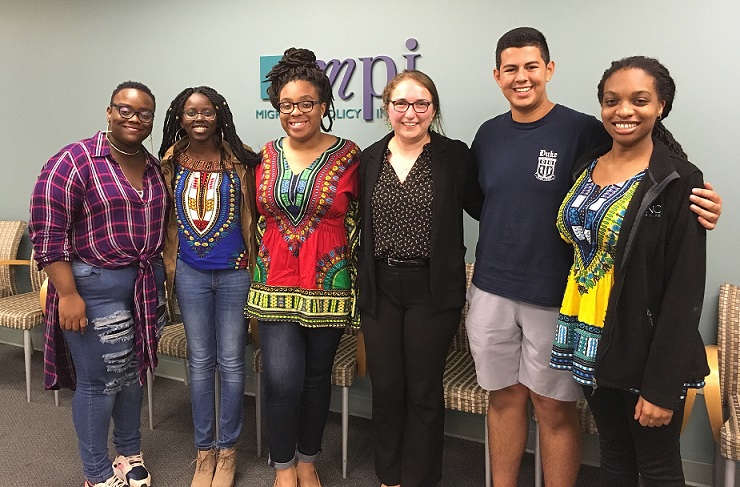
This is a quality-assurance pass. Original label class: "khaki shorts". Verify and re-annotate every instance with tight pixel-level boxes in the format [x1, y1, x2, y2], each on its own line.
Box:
[465, 284, 583, 402]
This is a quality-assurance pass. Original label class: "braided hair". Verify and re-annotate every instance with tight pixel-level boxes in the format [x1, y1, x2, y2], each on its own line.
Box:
[265, 48, 335, 132]
[159, 86, 260, 167]
[597, 56, 687, 159]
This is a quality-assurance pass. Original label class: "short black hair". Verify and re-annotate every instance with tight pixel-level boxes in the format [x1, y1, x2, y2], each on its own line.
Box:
[495, 27, 550, 69]
[110, 80, 155, 108]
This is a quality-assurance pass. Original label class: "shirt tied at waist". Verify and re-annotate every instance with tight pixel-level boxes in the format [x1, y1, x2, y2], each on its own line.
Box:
[133, 253, 160, 385]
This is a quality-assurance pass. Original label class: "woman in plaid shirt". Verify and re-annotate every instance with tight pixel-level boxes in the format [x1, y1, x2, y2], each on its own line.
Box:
[29, 81, 167, 487]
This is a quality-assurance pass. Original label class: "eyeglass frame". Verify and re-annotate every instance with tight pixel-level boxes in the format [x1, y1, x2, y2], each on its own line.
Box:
[109, 103, 155, 123]
[182, 109, 217, 120]
[277, 100, 323, 114]
[390, 99, 433, 114]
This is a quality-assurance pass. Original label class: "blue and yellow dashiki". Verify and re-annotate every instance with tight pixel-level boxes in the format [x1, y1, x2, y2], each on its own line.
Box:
[550, 160, 644, 386]
[174, 154, 248, 271]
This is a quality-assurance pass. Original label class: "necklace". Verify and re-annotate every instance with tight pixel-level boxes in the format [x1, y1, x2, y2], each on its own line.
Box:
[178, 151, 226, 172]
[106, 133, 141, 156]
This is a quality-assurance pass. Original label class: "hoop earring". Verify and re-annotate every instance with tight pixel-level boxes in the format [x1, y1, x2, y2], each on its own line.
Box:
[104, 120, 111, 133]
[174, 128, 186, 142]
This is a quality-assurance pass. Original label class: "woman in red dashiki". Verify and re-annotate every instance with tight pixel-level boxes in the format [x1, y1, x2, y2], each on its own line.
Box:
[245, 48, 359, 487]
[248, 138, 359, 324]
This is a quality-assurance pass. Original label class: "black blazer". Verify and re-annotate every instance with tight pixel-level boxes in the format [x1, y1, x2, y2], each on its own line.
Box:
[357, 131, 476, 317]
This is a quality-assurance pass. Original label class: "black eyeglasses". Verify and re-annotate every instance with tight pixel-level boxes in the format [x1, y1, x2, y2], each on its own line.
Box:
[277, 100, 322, 114]
[110, 103, 154, 123]
[183, 109, 216, 120]
[390, 99, 432, 114]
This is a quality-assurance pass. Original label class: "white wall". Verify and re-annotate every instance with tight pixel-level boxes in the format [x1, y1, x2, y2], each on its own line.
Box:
[1, 1, 738, 483]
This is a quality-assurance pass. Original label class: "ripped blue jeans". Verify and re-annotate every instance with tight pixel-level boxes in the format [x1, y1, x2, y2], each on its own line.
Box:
[63, 260, 165, 484]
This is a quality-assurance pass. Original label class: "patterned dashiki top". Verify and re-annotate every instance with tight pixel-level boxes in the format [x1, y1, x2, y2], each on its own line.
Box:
[174, 153, 248, 270]
[550, 160, 644, 386]
[246, 137, 360, 328]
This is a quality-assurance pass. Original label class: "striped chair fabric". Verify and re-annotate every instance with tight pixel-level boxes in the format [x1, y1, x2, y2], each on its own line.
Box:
[0, 251, 47, 402]
[158, 322, 188, 360]
[715, 283, 740, 485]
[0, 256, 46, 330]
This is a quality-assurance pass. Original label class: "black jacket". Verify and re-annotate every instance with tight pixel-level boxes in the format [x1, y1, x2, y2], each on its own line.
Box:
[580, 139, 710, 411]
[357, 131, 476, 317]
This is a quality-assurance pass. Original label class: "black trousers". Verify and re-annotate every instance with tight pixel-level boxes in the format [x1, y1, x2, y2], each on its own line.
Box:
[584, 386, 686, 487]
[362, 263, 461, 487]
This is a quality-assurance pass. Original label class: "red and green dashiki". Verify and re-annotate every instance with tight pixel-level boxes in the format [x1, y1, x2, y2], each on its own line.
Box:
[246, 137, 360, 328]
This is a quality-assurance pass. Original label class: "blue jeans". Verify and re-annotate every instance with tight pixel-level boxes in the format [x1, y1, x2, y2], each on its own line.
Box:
[63, 260, 165, 484]
[175, 258, 251, 450]
[259, 321, 343, 469]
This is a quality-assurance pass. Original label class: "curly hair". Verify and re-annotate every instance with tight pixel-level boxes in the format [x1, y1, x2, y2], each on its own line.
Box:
[159, 86, 260, 167]
[265, 47, 335, 132]
[597, 56, 687, 159]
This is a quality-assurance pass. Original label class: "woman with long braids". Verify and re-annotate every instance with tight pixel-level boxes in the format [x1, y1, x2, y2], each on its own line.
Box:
[159, 86, 261, 487]
[245, 48, 360, 487]
[30, 81, 166, 487]
[549, 56, 710, 486]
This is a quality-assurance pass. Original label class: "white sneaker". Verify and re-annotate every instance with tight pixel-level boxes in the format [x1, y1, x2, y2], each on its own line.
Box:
[112, 452, 152, 487]
[84, 475, 127, 487]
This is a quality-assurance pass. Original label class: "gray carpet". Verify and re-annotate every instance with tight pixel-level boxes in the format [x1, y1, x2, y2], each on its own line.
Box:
[0, 342, 599, 486]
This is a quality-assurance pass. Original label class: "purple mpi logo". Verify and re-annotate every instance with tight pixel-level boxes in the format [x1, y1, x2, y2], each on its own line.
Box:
[258, 38, 421, 121]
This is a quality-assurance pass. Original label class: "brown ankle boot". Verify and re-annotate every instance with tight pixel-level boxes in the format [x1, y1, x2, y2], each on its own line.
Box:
[211, 447, 237, 487]
[190, 449, 216, 487]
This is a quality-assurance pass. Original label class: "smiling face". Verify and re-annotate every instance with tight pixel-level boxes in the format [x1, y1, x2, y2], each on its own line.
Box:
[278, 80, 325, 144]
[181, 92, 218, 146]
[386, 78, 436, 145]
[600, 68, 665, 149]
[494, 45, 554, 122]
[106, 88, 155, 148]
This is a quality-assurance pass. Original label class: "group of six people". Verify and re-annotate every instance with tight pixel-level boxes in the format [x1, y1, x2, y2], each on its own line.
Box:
[29, 26, 722, 487]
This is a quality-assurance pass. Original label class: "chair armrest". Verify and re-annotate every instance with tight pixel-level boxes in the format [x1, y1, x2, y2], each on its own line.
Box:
[39, 278, 48, 315]
[356, 329, 367, 377]
[0, 259, 31, 266]
[704, 344, 722, 443]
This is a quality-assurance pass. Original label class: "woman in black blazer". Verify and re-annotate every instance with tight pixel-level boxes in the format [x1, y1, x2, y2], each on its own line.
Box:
[357, 70, 479, 487]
